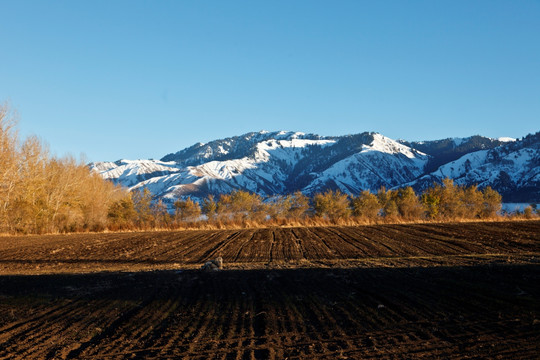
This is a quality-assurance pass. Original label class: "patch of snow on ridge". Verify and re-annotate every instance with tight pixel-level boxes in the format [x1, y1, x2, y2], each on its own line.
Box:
[91, 161, 118, 173]
[257, 138, 335, 152]
[366, 133, 427, 159]
[189, 137, 336, 180]
[193, 159, 258, 180]
[253, 138, 336, 166]
[302, 136, 429, 195]
[92, 159, 179, 180]
[452, 137, 470, 147]
[273, 131, 307, 140]
[498, 137, 516, 142]
[90, 159, 182, 189]
[435, 150, 489, 179]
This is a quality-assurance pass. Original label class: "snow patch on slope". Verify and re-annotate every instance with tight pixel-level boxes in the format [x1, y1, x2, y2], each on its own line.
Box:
[368, 133, 426, 159]
[303, 134, 428, 194]
[408, 144, 539, 192]
[91, 159, 180, 187]
[452, 137, 471, 147]
[497, 137, 516, 142]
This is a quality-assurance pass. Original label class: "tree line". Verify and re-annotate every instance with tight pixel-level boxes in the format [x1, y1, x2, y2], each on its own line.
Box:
[1, 103, 535, 234]
[105, 178, 514, 230]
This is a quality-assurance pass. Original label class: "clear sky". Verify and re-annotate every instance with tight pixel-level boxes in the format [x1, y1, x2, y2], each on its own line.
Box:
[1, 1, 539, 161]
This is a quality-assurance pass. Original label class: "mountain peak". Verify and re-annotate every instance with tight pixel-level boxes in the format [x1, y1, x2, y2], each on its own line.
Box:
[92, 130, 540, 204]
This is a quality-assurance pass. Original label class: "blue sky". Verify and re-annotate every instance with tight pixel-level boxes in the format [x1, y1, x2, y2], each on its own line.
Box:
[1, 1, 539, 161]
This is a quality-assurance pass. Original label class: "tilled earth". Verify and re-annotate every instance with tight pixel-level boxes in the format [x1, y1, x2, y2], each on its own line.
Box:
[0, 221, 539, 359]
[1, 221, 539, 274]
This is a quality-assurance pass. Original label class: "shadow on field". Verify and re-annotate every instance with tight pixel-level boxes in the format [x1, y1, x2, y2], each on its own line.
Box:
[1, 264, 539, 304]
[1, 265, 539, 359]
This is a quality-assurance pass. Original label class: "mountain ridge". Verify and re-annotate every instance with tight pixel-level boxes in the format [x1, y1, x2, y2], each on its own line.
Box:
[91, 130, 540, 205]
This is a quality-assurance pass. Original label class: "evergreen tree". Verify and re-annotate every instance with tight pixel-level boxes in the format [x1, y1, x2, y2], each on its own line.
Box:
[421, 186, 441, 219]
[108, 194, 136, 229]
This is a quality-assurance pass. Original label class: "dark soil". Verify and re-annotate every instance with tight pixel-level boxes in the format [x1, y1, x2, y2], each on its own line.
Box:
[0, 221, 538, 274]
[0, 221, 539, 359]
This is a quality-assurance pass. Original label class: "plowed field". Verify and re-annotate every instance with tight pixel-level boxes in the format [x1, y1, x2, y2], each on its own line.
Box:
[1, 221, 539, 274]
[0, 221, 539, 359]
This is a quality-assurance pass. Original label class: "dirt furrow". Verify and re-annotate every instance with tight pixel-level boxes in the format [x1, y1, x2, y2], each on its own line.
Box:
[0, 221, 539, 359]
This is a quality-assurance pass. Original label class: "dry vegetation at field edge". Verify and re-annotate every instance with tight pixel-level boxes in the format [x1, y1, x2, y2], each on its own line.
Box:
[0, 220, 538, 275]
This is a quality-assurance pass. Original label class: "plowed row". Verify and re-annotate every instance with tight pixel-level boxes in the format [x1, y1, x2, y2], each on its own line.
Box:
[1, 266, 539, 359]
[0, 221, 539, 359]
[0, 221, 539, 274]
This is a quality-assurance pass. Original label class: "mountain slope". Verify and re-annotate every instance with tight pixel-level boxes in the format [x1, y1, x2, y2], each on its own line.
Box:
[91, 131, 427, 205]
[404, 132, 540, 201]
[398, 136, 511, 172]
[302, 133, 427, 194]
[91, 130, 540, 205]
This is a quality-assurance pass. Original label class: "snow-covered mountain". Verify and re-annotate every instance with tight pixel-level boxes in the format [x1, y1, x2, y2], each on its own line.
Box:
[398, 135, 512, 172]
[404, 132, 540, 202]
[91, 130, 540, 205]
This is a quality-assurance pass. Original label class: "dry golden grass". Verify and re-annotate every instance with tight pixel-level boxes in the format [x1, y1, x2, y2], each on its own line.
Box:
[1, 213, 537, 237]
[97, 214, 540, 232]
